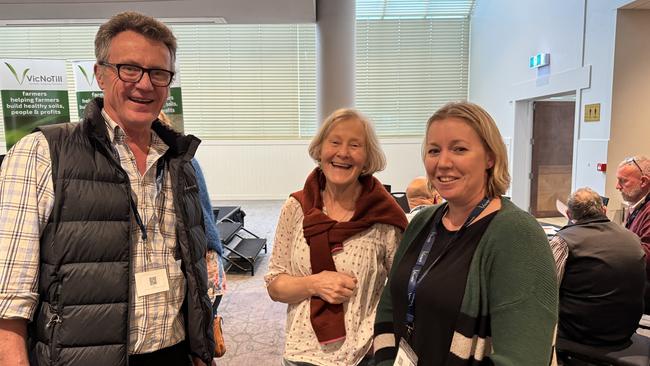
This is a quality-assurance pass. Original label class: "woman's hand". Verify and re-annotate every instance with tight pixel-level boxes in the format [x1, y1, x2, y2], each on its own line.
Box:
[267, 271, 357, 304]
[310, 270, 357, 304]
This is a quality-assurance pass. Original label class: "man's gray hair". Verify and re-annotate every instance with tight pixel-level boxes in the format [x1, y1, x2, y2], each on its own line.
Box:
[567, 187, 604, 221]
[619, 155, 650, 176]
[95, 11, 177, 66]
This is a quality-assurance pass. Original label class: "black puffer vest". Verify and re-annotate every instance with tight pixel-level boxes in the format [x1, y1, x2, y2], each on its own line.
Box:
[28, 98, 214, 366]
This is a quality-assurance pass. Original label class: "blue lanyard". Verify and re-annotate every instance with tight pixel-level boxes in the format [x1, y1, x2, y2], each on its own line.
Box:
[404, 197, 491, 339]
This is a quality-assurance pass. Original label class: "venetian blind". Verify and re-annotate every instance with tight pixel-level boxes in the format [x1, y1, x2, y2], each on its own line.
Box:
[172, 24, 316, 139]
[356, 0, 474, 136]
[0, 23, 316, 143]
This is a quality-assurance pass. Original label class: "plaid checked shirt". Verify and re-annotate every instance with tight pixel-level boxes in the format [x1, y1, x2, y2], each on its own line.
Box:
[0, 110, 187, 354]
[549, 234, 568, 282]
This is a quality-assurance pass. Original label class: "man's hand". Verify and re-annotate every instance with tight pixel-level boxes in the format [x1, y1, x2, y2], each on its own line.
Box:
[0, 319, 29, 366]
[310, 270, 357, 304]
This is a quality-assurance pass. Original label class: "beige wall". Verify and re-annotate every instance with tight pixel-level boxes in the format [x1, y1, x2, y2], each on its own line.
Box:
[607, 9, 650, 221]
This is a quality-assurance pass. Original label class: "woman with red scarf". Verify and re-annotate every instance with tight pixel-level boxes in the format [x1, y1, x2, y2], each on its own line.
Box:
[265, 108, 407, 366]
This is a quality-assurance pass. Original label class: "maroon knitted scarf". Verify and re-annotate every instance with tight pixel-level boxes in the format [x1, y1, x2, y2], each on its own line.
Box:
[291, 168, 407, 344]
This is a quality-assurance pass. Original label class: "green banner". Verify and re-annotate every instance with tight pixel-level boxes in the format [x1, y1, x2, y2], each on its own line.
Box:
[2, 89, 70, 149]
[76, 90, 104, 118]
[164, 87, 183, 115]
[162, 87, 184, 132]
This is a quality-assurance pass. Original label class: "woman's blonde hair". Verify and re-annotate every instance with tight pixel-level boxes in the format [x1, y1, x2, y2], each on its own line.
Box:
[424, 101, 510, 198]
[158, 111, 173, 127]
[308, 108, 386, 176]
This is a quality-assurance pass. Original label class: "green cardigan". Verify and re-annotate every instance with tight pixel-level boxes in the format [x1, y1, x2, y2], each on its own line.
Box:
[374, 198, 558, 365]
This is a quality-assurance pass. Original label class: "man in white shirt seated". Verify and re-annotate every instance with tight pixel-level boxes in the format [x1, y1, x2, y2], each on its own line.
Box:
[405, 176, 440, 221]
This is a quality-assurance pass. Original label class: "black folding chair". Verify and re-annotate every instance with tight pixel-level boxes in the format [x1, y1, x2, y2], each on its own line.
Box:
[390, 192, 410, 213]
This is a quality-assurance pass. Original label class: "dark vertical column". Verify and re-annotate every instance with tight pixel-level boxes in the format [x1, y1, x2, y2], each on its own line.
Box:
[316, 0, 355, 124]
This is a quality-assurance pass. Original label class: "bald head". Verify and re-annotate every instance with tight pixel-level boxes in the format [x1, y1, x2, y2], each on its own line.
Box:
[616, 155, 650, 203]
[617, 155, 650, 173]
[406, 176, 435, 210]
[567, 187, 605, 221]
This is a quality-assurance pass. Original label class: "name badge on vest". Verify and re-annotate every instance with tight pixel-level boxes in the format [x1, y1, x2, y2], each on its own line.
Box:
[135, 268, 170, 297]
[395, 338, 418, 366]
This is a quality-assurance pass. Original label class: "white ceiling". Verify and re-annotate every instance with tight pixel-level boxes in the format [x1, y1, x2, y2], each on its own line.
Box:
[0, 0, 316, 24]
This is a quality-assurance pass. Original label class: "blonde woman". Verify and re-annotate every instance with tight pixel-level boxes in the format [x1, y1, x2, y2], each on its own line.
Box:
[374, 102, 558, 366]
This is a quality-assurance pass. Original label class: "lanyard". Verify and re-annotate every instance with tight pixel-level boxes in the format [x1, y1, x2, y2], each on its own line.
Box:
[131, 158, 165, 242]
[626, 195, 650, 229]
[112, 146, 165, 243]
[404, 197, 491, 339]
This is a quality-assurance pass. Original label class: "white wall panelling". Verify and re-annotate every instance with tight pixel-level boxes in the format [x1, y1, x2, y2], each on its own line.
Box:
[194, 138, 424, 201]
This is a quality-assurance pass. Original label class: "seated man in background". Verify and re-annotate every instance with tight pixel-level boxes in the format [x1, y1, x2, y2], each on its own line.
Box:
[617, 155, 650, 244]
[405, 176, 440, 221]
[617, 155, 650, 313]
[551, 187, 646, 347]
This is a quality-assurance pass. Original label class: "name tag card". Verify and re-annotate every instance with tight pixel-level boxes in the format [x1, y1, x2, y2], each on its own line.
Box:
[395, 338, 418, 366]
[135, 268, 170, 297]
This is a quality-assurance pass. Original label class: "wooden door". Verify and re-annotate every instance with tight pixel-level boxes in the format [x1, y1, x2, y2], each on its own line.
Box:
[530, 101, 575, 217]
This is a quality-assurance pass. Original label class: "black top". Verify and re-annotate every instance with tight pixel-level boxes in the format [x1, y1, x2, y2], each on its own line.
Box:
[557, 216, 645, 347]
[390, 210, 497, 365]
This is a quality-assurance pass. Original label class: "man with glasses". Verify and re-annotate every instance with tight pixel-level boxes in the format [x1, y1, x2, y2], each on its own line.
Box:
[616, 155, 650, 313]
[0, 12, 214, 366]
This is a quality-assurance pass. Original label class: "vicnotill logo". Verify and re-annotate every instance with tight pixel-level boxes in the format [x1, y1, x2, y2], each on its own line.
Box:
[3, 62, 63, 85]
[5, 62, 29, 85]
[77, 65, 95, 86]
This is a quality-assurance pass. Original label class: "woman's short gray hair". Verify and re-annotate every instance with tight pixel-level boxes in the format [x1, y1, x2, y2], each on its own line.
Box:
[308, 108, 386, 176]
[95, 11, 177, 66]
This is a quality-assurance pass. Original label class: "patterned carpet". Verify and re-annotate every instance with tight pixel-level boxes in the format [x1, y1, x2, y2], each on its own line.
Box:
[214, 200, 287, 366]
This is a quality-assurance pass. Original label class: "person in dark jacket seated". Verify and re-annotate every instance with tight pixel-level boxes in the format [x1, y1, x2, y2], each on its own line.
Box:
[550, 187, 646, 348]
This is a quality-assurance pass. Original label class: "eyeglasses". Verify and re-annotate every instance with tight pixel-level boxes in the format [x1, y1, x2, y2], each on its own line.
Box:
[98, 61, 174, 87]
[623, 156, 644, 176]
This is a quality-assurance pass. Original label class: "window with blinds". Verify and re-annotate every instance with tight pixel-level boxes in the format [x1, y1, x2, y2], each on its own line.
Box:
[173, 24, 316, 139]
[0, 24, 316, 142]
[0, 0, 472, 142]
[356, 0, 474, 136]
